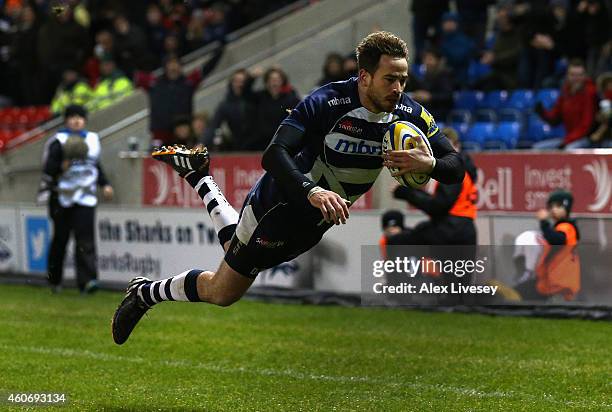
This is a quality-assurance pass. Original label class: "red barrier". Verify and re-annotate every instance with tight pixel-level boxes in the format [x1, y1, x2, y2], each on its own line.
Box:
[472, 152, 612, 215]
[143, 154, 373, 210]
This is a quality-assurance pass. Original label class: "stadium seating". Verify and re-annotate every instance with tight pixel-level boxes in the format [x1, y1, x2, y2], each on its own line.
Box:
[464, 121, 495, 151]
[0, 106, 51, 151]
[487, 121, 520, 150]
[535, 88, 560, 109]
[507, 89, 535, 110]
[483, 90, 510, 113]
[454, 90, 485, 111]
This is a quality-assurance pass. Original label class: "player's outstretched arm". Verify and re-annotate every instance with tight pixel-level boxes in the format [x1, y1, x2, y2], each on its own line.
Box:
[261, 124, 350, 224]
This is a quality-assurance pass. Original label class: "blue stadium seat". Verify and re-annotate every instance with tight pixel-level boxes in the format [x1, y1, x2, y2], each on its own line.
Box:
[463, 122, 495, 151]
[474, 109, 497, 123]
[522, 114, 552, 143]
[454, 91, 485, 111]
[449, 122, 470, 140]
[536, 88, 560, 109]
[447, 109, 472, 124]
[483, 90, 510, 112]
[498, 108, 523, 123]
[487, 121, 520, 150]
[507, 89, 535, 110]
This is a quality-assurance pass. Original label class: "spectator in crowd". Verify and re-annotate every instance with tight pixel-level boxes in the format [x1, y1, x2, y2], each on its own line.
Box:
[112, 13, 151, 76]
[343, 53, 358, 78]
[84, 29, 115, 88]
[475, 3, 522, 91]
[245, 67, 300, 151]
[148, 55, 195, 145]
[144, 3, 167, 68]
[204, 68, 257, 151]
[88, 55, 134, 112]
[576, 0, 611, 76]
[9, 3, 42, 105]
[148, 46, 223, 145]
[533, 59, 597, 149]
[387, 127, 478, 246]
[37, 6, 89, 102]
[318, 53, 346, 86]
[170, 115, 199, 148]
[587, 72, 612, 147]
[514, 0, 558, 89]
[38, 104, 113, 294]
[408, 47, 454, 121]
[184, 8, 206, 53]
[438, 12, 476, 88]
[202, 3, 228, 45]
[410, 0, 449, 64]
[191, 111, 209, 143]
[51, 68, 93, 116]
[161, 33, 183, 63]
[513, 190, 580, 301]
[455, 0, 495, 49]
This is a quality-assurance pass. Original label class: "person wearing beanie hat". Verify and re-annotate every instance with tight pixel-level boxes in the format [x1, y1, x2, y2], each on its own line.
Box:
[515, 189, 580, 301]
[38, 102, 113, 295]
[381, 210, 405, 233]
[379, 210, 405, 259]
[64, 104, 88, 119]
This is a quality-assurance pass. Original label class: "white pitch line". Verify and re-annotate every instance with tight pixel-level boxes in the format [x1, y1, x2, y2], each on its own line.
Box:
[1, 344, 611, 410]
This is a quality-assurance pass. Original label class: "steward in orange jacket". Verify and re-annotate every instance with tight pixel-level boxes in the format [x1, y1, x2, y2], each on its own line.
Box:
[517, 190, 581, 301]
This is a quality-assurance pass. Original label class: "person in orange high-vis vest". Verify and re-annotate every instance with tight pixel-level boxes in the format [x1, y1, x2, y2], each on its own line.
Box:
[516, 190, 580, 301]
[386, 127, 478, 247]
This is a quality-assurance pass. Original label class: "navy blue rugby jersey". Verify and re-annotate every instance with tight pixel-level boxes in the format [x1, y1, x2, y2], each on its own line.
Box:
[249, 78, 444, 212]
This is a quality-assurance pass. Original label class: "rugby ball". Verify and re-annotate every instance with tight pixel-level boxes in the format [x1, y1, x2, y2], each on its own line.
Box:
[382, 121, 433, 188]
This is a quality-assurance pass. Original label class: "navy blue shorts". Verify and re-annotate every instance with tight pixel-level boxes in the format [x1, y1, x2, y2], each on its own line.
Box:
[224, 191, 330, 278]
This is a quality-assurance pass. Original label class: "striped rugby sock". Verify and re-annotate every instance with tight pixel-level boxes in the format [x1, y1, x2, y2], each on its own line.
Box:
[184, 172, 239, 245]
[137, 270, 202, 306]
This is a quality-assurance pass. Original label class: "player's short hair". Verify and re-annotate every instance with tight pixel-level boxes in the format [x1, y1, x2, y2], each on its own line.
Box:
[356, 31, 409, 74]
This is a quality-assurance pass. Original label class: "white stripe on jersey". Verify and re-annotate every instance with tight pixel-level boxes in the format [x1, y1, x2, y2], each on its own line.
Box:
[343, 107, 397, 123]
[326, 164, 381, 185]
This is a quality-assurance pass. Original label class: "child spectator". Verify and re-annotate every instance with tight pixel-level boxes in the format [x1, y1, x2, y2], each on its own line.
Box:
[514, 190, 580, 301]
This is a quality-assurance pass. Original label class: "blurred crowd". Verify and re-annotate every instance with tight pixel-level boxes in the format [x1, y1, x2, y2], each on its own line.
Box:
[0, 0, 298, 110]
[1, 0, 611, 152]
[409, 0, 611, 90]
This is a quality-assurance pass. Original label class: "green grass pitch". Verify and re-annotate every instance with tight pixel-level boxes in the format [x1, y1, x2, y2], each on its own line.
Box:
[0, 284, 610, 411]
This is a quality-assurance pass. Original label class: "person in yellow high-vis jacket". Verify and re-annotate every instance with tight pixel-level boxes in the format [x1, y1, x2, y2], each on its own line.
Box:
[88, 56, 133, 112]
[51, 69, 93, 116]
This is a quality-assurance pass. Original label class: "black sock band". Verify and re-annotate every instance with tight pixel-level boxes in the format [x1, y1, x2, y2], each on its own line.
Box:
[184, 269, 202, 302]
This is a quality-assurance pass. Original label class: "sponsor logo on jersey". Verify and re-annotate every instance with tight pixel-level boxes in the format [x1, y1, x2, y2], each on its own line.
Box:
[334, 138, 382, 155]
[338, 119, 363, 135]
[255, 238, 285, 248]
[327, 96, 352, 107]
[395, 103, 413, 113]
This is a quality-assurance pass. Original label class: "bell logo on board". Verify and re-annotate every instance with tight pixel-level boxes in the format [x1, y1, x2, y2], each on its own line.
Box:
[583, 159, 611, 212]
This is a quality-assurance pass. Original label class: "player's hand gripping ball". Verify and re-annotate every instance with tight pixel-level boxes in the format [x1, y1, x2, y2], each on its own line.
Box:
[382, 121, 433, 188]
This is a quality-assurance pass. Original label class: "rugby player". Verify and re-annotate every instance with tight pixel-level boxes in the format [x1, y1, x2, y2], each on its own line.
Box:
[112, 31, 464, 344]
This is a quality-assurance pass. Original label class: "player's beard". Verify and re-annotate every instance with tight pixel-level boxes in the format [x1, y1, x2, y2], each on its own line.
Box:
[368, 88, 399, 113]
